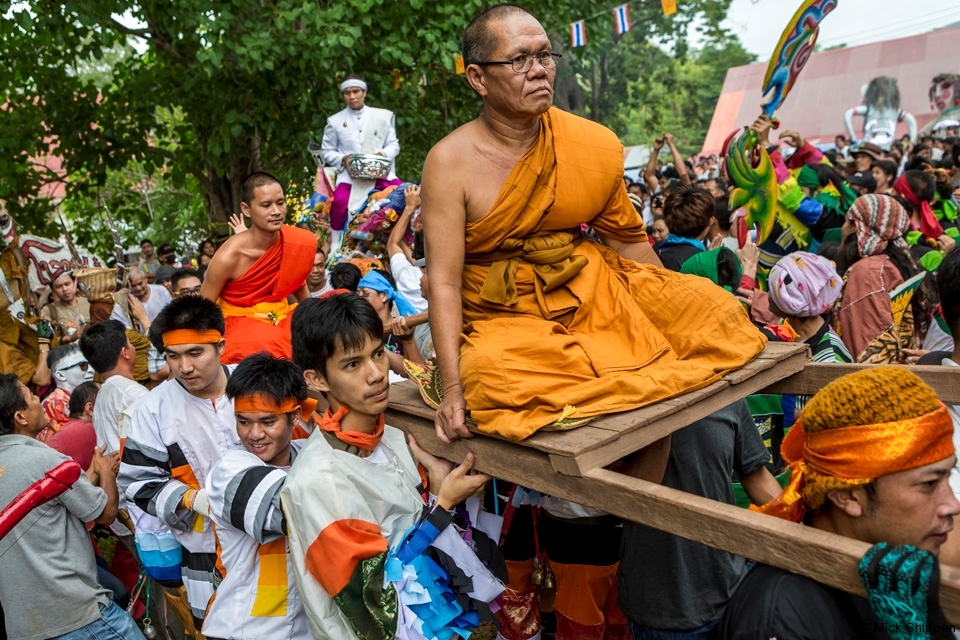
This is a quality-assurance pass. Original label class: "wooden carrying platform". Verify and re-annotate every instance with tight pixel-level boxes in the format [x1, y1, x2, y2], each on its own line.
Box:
[386, 342, 960, 623]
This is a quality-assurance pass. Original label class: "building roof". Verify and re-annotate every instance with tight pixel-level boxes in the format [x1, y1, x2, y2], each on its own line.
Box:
[701, 25, 960, 156]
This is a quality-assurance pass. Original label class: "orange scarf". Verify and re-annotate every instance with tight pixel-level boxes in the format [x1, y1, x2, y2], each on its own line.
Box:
[319, 405, 384, 452]
[754, 404, 955, 522]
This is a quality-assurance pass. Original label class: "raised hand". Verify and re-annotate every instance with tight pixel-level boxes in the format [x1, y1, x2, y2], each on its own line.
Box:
[228, 214, 247, 235]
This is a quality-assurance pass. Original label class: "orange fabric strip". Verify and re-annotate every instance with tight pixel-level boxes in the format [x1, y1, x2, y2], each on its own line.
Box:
[162, 329, 223, 347]
[234, 395, 298, 414]
[755, 405, 955, 522]
[306, 519, 387, 596]
[319, 406, 384, 452]
[251, 538, 288, 617]
[793, 404, 954, 479]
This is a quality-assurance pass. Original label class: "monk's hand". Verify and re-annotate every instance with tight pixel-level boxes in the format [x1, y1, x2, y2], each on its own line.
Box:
[435, 452, 490, 511]
[436, 386, 472, 444]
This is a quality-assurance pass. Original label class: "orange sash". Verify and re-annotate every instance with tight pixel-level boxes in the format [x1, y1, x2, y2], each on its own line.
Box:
[319, 406, 384, 452]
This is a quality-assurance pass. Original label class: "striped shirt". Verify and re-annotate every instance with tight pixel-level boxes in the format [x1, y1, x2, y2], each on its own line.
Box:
[119, 368, 238, 624]
[203, 442, 311, 639]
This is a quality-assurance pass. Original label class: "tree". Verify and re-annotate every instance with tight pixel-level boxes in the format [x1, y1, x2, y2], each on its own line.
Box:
[1, 0, 743, 234]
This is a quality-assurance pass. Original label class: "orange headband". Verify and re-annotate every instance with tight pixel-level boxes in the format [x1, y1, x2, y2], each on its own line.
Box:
[755, 404, 955, 522]
[785, 404, 954, 479]
[234, 394, 299, 414]
[162, 329, 223, 347]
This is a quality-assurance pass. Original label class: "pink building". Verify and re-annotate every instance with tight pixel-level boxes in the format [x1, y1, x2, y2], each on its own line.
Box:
[701, 26, 960, 156]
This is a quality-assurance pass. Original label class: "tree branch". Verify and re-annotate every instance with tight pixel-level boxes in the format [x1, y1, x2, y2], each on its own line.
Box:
[107, 18, 151, 39]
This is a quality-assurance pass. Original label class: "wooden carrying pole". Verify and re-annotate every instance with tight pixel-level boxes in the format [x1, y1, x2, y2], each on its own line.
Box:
[386, 355, 960, 623]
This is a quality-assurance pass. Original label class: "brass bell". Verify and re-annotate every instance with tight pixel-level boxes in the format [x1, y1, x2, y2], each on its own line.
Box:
[142, 617, 158, 640]
[543, 571, 556, 591]
[531, 568, 544, 586]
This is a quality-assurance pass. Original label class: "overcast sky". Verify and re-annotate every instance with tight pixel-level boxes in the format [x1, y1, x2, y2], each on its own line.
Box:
[721, 0, 960, 60]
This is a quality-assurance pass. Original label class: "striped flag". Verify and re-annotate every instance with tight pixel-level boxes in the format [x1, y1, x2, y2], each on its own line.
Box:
[661, 0, 677, 16]
[570, 20, 586, 47]
[613, 4, 631, 35]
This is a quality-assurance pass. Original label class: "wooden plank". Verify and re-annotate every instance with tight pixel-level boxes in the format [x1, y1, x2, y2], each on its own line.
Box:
[555, 345, 811, 476]
[387, 382, 620, 457]
[386, 410, 960, 624]
[763, 362, 960, 402]
[722, 341, 809, 385]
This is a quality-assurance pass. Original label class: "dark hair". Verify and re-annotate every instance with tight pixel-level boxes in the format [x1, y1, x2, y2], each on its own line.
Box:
[148, 295, 225, 352]
[330, 263, 362, 291]
[171, 268, 203, 292]
[893, 170, 936, 212]
[903, 156, 932, 173]
[716, 248, 741, 290]
[0, 373, 27, 435]
[713, 198, 732, 232]
[140, 239, 153, 247]
[79, 320, 129, 374]
[47, 344, 78, 373]
[240, 172, 283, 206]
[872, 159, 898, 182]
[226, 353, 307, 408]
[197, 239, 215, 254]
[68, 381, 100, 419]
[952, 140, 960, 166]
[938, 246, 960, 338]
[316, 246, 326, 260]
[343, 72, 365, 84]
[461, 3, 534, 67]
[291, 294, 383, 377]
[663, 185, 715, 238]
[816, 240, 840, 262]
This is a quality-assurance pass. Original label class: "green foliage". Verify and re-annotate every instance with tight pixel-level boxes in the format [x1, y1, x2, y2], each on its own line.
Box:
[1, 0, 747, 251]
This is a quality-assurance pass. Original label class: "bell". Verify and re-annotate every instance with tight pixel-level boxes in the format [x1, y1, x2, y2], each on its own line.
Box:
[142, 617, 158, 640]
[531, 568, 544, 586]
[543, 571, 556, 591]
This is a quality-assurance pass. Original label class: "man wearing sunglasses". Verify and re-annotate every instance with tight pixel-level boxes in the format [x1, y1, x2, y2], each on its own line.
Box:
[37, 344, 94, 442]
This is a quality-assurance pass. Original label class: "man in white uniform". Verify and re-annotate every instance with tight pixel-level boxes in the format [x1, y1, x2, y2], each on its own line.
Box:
[320, 73, 401, 248]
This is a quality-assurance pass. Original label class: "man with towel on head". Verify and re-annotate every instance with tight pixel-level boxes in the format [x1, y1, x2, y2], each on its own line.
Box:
[201, 172, 317, 364]
[321, 73, 401, 249]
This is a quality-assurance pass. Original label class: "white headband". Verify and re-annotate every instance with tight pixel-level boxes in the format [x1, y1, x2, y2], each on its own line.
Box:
[340, 79, 367, 92]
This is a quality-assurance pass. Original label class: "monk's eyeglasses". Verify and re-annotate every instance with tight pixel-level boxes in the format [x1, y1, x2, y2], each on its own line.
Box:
[477, 52, 561, 74]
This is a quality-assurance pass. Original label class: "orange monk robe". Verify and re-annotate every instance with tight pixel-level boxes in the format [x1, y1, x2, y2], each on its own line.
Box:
[219, 225, 316, 364]
[459, 107, 766, 440]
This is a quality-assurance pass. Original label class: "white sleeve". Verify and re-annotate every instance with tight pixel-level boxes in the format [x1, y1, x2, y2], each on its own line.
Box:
[380, 112, 400, 161]
[320, 118, 344, 168]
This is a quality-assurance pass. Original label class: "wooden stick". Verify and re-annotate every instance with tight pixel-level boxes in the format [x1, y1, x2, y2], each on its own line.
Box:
[762, 362, 960, 402]
[383, 311, 428, 335]
[386, 408, 960, 623]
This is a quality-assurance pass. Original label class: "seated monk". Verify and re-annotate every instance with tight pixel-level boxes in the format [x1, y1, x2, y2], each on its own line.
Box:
[421, 5, 766, 443]
[201, 172, 317, 364]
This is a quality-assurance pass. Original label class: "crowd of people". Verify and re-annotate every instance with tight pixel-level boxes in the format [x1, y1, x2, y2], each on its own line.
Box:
[3, 3, 960, 640]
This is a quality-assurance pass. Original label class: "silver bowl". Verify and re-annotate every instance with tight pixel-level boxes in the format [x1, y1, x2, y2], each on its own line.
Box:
[347, 154, 391, 180]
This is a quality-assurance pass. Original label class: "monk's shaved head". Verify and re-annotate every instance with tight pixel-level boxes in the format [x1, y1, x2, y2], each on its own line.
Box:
[461, 3, 535, 66]
[240, 172, 283, 205]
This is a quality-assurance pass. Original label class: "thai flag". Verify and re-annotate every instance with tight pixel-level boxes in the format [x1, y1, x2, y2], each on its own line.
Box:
[570, 20, 586, 47]
[614, 4, 631, 35]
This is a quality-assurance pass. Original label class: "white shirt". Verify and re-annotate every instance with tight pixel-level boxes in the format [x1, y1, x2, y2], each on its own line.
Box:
[204, 443, 311, 640]
[110, 285, 173, 328]
[93, 375, 149, 454]
[320, 106, 400, 186]
[308, 275, 333, 298]
[388, 253, 427, 313]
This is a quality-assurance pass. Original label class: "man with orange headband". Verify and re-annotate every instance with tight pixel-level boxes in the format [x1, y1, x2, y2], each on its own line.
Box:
[119, 296, 237, 628]
[720, 367, 959, 639]
[203, 353, 311, 639]
[201, 172, 318, 364]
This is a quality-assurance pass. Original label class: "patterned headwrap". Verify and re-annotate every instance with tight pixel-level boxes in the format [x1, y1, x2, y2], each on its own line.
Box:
[754, 367, 954, 523]
[768, 252, 842, 318]
[846, 194, 910, 257]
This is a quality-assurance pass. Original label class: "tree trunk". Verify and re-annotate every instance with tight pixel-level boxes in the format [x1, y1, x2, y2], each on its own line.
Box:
[197, 132, 263, 224]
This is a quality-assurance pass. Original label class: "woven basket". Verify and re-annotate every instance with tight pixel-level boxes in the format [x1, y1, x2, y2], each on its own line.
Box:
[73, 267, 118, 302]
